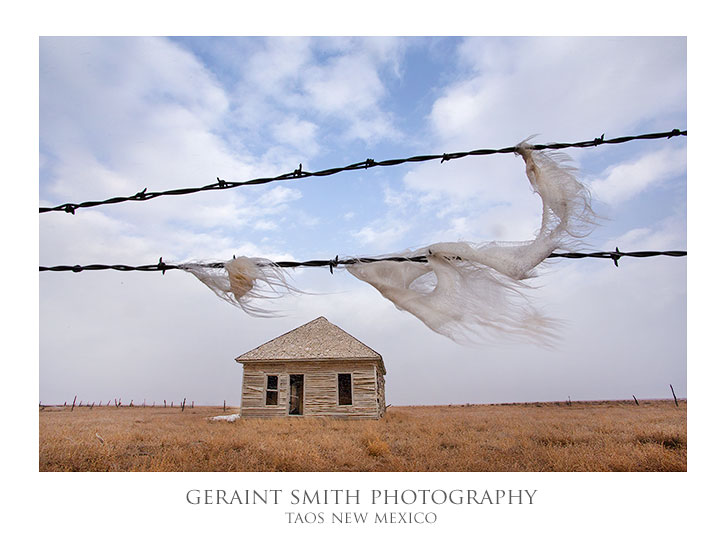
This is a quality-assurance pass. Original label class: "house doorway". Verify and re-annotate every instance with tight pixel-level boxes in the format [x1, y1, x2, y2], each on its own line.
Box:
[289, 375, 304, 415]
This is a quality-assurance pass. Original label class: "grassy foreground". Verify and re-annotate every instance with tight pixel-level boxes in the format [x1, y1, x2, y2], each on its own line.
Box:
[39, 400, 686, 472]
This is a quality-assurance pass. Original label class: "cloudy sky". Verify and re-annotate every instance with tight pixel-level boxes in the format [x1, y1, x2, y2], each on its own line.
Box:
[39, 37, 686, 406]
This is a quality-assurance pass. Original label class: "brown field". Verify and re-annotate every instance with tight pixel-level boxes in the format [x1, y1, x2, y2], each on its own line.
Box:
[39, 400, 686, 472]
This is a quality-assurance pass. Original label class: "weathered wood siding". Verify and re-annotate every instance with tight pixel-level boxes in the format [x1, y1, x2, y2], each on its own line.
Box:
[241, 361, 384, 419]
[376, 365, 386, 417]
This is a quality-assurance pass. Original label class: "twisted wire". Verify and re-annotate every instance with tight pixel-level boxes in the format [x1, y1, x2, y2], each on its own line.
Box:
[39, 129, 686, 215]
[38, 250, 687, 273]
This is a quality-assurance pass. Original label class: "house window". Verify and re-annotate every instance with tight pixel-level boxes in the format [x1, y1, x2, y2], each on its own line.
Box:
[265, 375, 278, 406]
[338, 373, 352, 405]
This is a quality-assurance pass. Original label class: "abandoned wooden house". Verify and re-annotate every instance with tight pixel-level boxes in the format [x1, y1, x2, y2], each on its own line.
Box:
[235, 316, 386, 419]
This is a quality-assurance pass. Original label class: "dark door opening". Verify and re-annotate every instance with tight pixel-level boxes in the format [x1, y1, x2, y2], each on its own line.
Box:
[289, 374, 304, 415]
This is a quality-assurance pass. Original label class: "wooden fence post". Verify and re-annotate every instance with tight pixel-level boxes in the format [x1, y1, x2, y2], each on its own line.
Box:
[164, 399, 167, 408]
[670, 384, 679, 407]
[633, 395, 639, 406]
[224, 400, 226, 412]
[71, 395, 77, 412]
[182, 398, 186, 412]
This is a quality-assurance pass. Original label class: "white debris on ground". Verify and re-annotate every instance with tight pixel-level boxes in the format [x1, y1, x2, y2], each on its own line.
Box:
[209, 414, 240, 422]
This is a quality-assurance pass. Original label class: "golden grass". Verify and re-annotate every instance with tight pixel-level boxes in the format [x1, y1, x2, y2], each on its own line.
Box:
[39, 400, 686, 472]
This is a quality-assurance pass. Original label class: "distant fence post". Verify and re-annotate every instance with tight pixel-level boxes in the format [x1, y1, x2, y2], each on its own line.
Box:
[633, 395, 639, 406]
[224, 400, 226, 412]
[71, 395, 77, 412]
[191, 401, 194, 409]
[670, 384, 679, 407]
[182, 398, 186, 412]
[164, 399, 167, 408]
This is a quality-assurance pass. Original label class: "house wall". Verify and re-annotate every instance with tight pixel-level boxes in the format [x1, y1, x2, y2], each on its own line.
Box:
[241, 361, 384, 419]
[376, 364, 386, 417]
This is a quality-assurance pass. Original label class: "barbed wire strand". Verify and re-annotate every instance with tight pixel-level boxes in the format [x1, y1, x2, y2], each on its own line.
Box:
[39, 129, 686, 215]
[38, 250, 687, 273]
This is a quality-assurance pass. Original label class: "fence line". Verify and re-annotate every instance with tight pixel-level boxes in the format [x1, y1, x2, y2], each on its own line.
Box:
[39, 129, 686, 215]
[39, 249, 687, 274]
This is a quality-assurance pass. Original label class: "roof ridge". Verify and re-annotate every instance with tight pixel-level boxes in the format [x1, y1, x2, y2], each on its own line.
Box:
[235, 316, 382, 362]
[235, 316, 328, 358]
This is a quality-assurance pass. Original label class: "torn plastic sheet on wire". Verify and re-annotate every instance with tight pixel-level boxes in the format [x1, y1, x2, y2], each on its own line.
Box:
[179, 256, 300, 317]
[181, 141, 596, 343]
[347, 143, 596, 344]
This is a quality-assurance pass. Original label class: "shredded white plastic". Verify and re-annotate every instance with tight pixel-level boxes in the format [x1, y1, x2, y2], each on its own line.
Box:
[346, 142, 596, 344]
[180, 256, 297, 317]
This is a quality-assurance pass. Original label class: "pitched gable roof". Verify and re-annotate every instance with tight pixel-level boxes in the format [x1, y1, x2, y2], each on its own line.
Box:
[235, 317, 382, 365]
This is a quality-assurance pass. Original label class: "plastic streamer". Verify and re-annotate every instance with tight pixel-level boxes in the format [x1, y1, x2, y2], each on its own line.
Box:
[179, 256, 299, 317]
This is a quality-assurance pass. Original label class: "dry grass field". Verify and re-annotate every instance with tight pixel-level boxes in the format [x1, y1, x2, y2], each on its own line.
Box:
[39, 400, 686, 472]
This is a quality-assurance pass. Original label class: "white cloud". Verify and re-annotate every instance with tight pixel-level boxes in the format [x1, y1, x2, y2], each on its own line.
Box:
[257, 186, 302, 208]
[230, 37, 404, 146]
[41, 37, 230, 160]
[40, 37, 266, 230]
[403, 152, 538, 206]
[244, 37, 313, 97]
[182, 197, 250, 230]
[608, 213, 686, 251]
[40, 210, 152, 263]
[304, 54, 384, 114]
[301, 47, 401, 142]
[353, 220, 412, 250]
[589, 147, 687, 205]
[435, 37, 686, 147]
[252, 220, 279, 232]
[45, 150, 136, 201]
[383, 185, 415, 209]
[271, 115, 320, 155]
